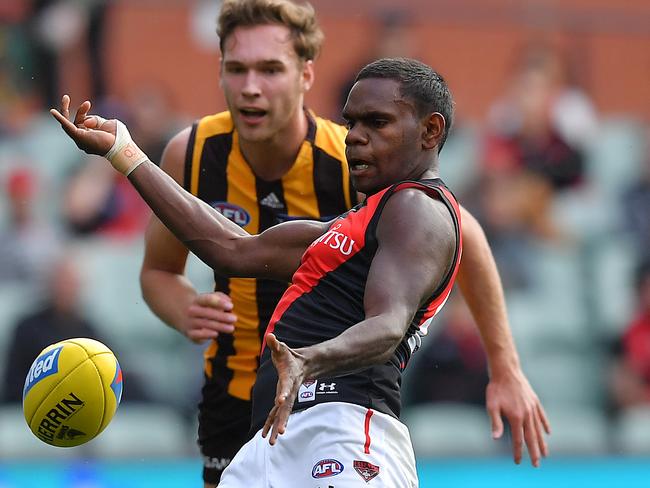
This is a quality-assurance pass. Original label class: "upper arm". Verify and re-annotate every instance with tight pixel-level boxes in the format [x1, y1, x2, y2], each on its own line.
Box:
[364, 190, 457, 334]
[141, 128, 193, 277]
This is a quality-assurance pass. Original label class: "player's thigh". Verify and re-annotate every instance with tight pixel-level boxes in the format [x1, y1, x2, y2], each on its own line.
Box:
[218, 431, 268, 488]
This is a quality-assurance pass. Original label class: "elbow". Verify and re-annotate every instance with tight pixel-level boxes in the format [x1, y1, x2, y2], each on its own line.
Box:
[376, 328, 405, 364]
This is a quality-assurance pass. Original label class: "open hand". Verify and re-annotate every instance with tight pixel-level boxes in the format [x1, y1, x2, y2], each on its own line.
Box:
[50, 95, 116, 155]
[261, 333, 306, 445]
[487, 370, 551, 467]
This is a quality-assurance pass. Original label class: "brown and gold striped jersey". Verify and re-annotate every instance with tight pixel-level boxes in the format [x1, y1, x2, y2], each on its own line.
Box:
[184, 110, 356, 400]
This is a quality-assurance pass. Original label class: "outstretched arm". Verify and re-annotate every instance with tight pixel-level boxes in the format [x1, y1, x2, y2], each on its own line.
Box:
[457, 206, 551, 467]
[50, 96, 325, 281]
[262, 189, 458, 444]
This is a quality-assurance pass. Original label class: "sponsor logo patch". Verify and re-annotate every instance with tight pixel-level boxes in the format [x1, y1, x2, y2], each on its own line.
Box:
[354, 460, 380, 483]
[211, 202, 251, 227]
[317, 382, 338, 395]
[312, 459, 344, 478]
[260, 192, 283, 209]
[298, 380, 317, 403]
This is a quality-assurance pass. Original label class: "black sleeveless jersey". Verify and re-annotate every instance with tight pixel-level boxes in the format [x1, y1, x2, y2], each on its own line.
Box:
[184, 110, 357, 400]
[250, 179, 463, 432]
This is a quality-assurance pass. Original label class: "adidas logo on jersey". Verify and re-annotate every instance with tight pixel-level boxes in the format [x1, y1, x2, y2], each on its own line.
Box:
[260, 192, 283, 209]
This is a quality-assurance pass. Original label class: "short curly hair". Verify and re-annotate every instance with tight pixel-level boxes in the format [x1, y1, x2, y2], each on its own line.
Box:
[217, 0, 324, 62]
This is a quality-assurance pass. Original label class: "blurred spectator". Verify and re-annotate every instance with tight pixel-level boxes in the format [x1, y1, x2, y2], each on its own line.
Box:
[62, 155, 150, 240]
[0, 167, 61, 289]
[480, 42, 596, 240]
[466, 42, 598, 290]
[126, 84, 187, 165]
[336, 10, 415, 119]
[404, 292, 489, 407]
[622, 123, 650, 261]
[1, 252, 148, 403]
[608, 259, 650, 413]
[25, 0, 109, 108]
[1, 253, 101, 402]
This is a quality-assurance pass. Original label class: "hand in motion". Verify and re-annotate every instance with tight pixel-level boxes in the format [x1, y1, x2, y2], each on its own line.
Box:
[51, 95, 148, 175]
[183, 292, 237, 343]
[50, 95, 117, 155]
[262, 334, 307, 445]
[487, 370, 551, 467]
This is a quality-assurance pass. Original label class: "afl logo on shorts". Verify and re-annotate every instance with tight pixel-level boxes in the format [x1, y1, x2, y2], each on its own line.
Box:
[312, 459, 344, 478]
[211, 202, 251, 227]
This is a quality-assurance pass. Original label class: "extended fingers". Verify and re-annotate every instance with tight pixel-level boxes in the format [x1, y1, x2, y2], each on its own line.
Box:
[74, 100, 92, 126]
[533, 408, 549, 458]
[523, 412, 541, 467]
[510, 417, 524, 465]
[187, 305, 237, 326]
[261, 397, 290, 445]
[488, 403, 504, 440]
[538, 402, 551, 435]
[50, 108, 80, 137]
[195, 292, 233, 311]
[61, 94, 70, 119]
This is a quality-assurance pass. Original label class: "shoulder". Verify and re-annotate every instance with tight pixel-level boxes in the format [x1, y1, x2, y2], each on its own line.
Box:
[159, 111, 234, 183]
[380, 187, 457, 242]
[195, 111, 234, 137]
[159, 126, 193, 183]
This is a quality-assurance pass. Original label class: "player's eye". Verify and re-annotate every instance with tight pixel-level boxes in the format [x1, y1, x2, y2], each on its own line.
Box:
[226, 65, 246, 74]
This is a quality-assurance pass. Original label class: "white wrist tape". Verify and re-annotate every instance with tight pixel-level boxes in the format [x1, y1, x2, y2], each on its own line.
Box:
[103, 120, 149, 176]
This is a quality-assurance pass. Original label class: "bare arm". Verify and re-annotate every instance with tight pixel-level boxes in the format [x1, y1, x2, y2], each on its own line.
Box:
[457, 206, 550, 466]
[457, 207, 520, 377]
[263, 189, 457, 442]
[51, 96, 326, 282]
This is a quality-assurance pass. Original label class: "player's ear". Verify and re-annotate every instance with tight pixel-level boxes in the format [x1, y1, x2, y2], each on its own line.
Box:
[422, 112, 445, 151]
[301, 60, 315, 93]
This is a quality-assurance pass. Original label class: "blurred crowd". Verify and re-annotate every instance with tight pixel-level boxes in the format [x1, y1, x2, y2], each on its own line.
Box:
[1, 0, 649, 458]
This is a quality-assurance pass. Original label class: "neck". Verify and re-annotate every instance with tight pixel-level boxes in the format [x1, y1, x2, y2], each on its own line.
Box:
[239, 109, 309, 181]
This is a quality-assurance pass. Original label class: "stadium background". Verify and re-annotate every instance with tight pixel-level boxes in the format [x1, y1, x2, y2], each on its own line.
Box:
[0, 0, 649, 486]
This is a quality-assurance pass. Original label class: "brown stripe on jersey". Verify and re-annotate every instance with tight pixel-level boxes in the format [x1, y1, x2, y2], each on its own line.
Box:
[256, 178, 287, 231]
[197, 133, 231, 200]
[183, 122, 198, 190]
[312, 146, 349, 219]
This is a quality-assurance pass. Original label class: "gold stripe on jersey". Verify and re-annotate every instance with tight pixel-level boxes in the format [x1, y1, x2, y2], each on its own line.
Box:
[283, 139, 319, 217]
[188, 111, 354, 401]
[224, 131, 263, 399]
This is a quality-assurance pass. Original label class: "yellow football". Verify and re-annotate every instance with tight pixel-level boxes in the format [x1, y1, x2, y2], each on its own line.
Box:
[22, 338, 123, 447]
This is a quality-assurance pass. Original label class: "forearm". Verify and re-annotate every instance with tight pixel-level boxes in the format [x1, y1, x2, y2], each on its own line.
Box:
[458, 210, 520, 376]
[141, 269, 197, 334]
[128, 161, 247, 273]
[297, 317, 404, 379]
